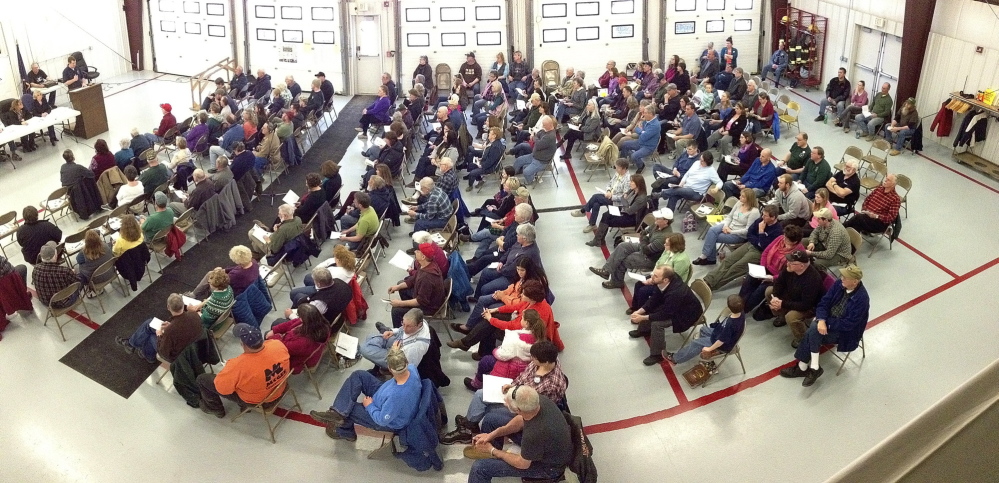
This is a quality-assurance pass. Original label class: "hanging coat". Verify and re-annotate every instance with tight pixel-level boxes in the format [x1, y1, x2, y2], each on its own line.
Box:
[96, 167, 128, 205]
[0, 271, 33, 325]
[343, 275, 368, 325]
[930, 100, 953, 137]
[446, 251, 473, 312]
[67, 176, 103, 219]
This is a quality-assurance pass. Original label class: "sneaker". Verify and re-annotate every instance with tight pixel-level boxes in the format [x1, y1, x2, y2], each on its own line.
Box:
[354, 127, 363, 132]
[199, 400, 225, 418]
[865, 134, 877, 142]
[463, 445, 493, 460]
[779, 365, 808, 378]
[588, 267, 610, 279]
[455, 414, 480, 433]
[802, 367, 824, 387]
[100, 204, 112, 211]
[326, 424, 357, 441]
[375, 322, 391, 333]
[570, 209, 586, 217]
[601, 280, 624, 289]
[813, 115, 825, 122]
[582, 225, 595, 233]
[855, 131, 861, 139]
[401, 198, 419, 206]
[310, 409, 346, 426]
[115, 336, 136, 355]
[357, 133, 368, 140]
[842, 126, 851, 133]
[888, 149, 901, 156]
[665, 352, 676, 365]
[643, 354, 665, 366]
[440, 427, 474, 445]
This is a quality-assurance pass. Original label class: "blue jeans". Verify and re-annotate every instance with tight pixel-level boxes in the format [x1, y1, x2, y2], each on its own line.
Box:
[469, 413, 564, 483]
[673, 332, 713, 364]
[889, 128, 914, 150]
[472, 229, 499, 258]
[359, 332, 405, 368]
[520, 158, 548, 182]
[512, 154, 535, 174]
[583, 193, 612, 226]
[474, 269, 510, 298]
[761, 64, 787, 85]
[127, 320, 159, 361]
[330, 370, 396, 438]
[467, 168, 487, 186]
[661, 186, 703, 210]
[509, 142, 532, 157]
[854, 115, 885, 135]
[466, 294, 501, 330]
[466, 389, 513, 423]
[621, 139, 653, 171]
[413, 217, 447, 233]
[254, 156, 270, 173]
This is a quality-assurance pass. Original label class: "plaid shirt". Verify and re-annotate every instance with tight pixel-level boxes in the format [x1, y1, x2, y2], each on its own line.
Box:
[513, 361, 568, 405]
[416, 187, 450, 221]
[437, 168, 458, 196]
[32, 261, 79, 305]
[860, 186, 901, 223]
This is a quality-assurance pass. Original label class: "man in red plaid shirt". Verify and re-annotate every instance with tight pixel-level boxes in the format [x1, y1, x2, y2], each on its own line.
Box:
[844, 174, 901, 234]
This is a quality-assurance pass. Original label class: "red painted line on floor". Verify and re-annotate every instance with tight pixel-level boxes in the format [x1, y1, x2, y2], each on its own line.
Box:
[584, 256, 999, 435]
[274, 407, 324, 427]
[24, 287, 100, 331]
[895, 238, 959, 279]
[105, 74, 168, 98]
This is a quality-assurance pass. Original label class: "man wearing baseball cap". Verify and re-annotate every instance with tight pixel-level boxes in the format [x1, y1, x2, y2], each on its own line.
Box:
[804, 207, 851, 270]
[781, 264, 869, 387]
[387, 243, 445, 328]
[590, 208, 673, 289]
[196, 323, 290, 418]
[31, 241, 79, 308]
[756, 249, 825, 348]
[153, 103, 177, 143]
[315, 71, 335, 104]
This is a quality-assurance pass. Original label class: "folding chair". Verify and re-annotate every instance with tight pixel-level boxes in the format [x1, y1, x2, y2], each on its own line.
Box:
[425, 279, 455, 341]
[691, 193, 727, 239]
[530, 162, 559, 187]
[858, 159, 887, 195]
[826, 336, 866, 376]
[355, 254, 374, 295]
[862, 218, 897, 257]
[61, 229, 88, 270]
[834, 146, 865, 172]
[862, 139, 891, 169]
[148, 227, 171, 272]
[40, 187, 72, 226]
[87, 256, 129, 313]
[43, 282, 90, 342]
[778, 101, 800, 133]
[174, 208, 198, 243]
[207, 307, 235, 349]
[895, 174, 911, 218]
[680, 279, 712, 348]
[0, 210, 20, 258]
[230, 372, 302, 443]
[696, 308, 747, 387]
[262, 253, 292, 306]
[296, 343, 328, 398]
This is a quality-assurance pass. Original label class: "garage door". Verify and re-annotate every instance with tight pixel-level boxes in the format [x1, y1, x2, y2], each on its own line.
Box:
[245, 0, 346, 96]
[149, 0, 235, 76]
[399, 0, 509, 88]
[532, 0, 643, 81]
[664, 0, 762, 75]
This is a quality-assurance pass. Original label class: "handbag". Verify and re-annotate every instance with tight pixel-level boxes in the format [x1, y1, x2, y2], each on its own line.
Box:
[682, 362, 712, 387]
[681, 213, 698, 233]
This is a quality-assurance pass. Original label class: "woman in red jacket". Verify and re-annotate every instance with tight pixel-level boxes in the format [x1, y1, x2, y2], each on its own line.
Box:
[265, 304, 330, 373]
[448, 280, 563, 357]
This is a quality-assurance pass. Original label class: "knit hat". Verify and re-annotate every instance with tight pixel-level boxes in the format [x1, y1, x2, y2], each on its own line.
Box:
[839, 265, 863, 280]
[153, 191, 168, 207]
[233, 323, 264, 349]
[417, 242, 436, 260]
[160, 103, 172, 112]
[39, 241, 58, 262]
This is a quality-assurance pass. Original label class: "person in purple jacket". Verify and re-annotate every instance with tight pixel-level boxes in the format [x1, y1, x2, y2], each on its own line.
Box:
[356, 85, 392, 139]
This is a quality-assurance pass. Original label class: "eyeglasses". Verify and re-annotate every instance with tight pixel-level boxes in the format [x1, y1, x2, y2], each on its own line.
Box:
[511, 384, 522, 402]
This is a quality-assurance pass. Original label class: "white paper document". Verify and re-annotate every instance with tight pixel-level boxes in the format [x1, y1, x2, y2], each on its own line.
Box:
[482, 375, 514, 404]
[724, 155, 739, 166]
[656, 171, 670, 179]
[626, 272, 648, 283]
[182, 295, 201, 307]
[594, 186, 605, 194]
[566, 124, 580, 131]
[388, 250, 415, 270]
[364, 159, 375, 167]
[373, 137, 386, 148]
[250, 225, 270, 243]
[329, 231, 342, 240]
[148, 317, 165, 331]
[335, 332, 359, 359]
[695, 204, 714, 215]
[624, 236, 639, 244]
[516, 100, 526, 110]
[487, 262, 501, 269]
[282, 190, 300, 204]
[173, 189, 188, 200]
[607, 206, 622, 216]
[666, 132, 676, 139]
[861, 105, 871, 118]
[748, 263, 768, 279]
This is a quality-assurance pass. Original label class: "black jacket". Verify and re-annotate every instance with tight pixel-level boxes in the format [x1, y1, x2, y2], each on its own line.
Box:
[377, 141, 405, 178]
[825, 78, 851, 103]
[294, 189, 326, 223]
[16, 221, 62, 265]
[641, 274, 701, 333]
[297, 279, 352, 324]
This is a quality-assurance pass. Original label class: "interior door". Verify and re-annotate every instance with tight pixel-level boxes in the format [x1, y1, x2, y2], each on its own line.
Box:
[399, 0, 508, 88]
[245, 0, 345, 95]
[532, 0, 643, 81]
[351, 15, 383, 95]
[665, 0, 762, 74]
[148, 0, 234, 76]
[853, 27, 900, 99]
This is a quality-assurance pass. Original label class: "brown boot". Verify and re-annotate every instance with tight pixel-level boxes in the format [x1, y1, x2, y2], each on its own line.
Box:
[585, 226, 608, 247]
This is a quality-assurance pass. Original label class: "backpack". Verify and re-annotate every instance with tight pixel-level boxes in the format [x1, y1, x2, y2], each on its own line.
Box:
[562, 411, 597, 483]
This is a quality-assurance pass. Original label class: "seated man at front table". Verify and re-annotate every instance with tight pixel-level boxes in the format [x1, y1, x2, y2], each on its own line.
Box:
[62, 56, 86, 90]
[781, 265, 869, 387]
[115, 293, 203, 364]
[387, 243, 446, 328]
[248, 204, 302, 259]
[361, 308, 431, 370]
[310, 348, 422, 441]
[628, 265, 702, 366]
[589, 208, 673, 289]
[463, 384, 572, 482]
[197, 323, 291, 417]
[25, 62, 56, 105]
[843, 174, 901, 235]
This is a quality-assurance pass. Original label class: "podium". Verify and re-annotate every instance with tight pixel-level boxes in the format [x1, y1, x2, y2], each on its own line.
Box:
[68, 83, 108, 138]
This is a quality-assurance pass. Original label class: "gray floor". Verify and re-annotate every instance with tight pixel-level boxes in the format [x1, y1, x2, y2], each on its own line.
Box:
[1, 71, 998, 482]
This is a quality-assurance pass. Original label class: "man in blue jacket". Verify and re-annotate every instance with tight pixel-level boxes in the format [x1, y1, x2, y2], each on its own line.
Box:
[209, 114, 244, 165]
[619, 105, 660, 174]
[311, 348, 423, 440]
[761, 39, 790, 87]
[721, 148, 779, 198]
[781, 265, 870, 387]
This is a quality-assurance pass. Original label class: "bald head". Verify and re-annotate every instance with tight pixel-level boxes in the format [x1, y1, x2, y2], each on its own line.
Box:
[541, 116, 555, 131]
[759, 148, 773, 163]
[192, 169, 206, 182]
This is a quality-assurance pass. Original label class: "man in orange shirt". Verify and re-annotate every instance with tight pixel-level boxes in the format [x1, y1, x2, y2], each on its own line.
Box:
[197, 323, 291, 418]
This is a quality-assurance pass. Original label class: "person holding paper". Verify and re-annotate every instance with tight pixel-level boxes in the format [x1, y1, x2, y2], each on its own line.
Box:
[702, 205, 782, 290]
[387, 244, 445, 328]
[466, 127, 506, 191]
[188, 245, 258, 300]
[570, 159, 630, 233]
[310, 348, 421, 441]
[289, 173, 326, 224]
[738, 225, 805, 311]
[651, 145, 703, 204]
[664, 103, 702, 157]
[716, 129, 758, 182]
[589, 208, 673, 289]
[692, 188, 760, 266]
[855, 82, 893, 140]
[361, 131, 404, 187]
[115, 293, 203, 364]
[451, 280, 562, 357]
[559, 99, 601, 160]
[462, 310, 547, 391]
[209, 155, 234, 193]
[628, 233, 692, 314]
[265, 304, 332, 373]
[441, 340, 566, 446]
[335, 192, 378, 251]
[360, 308, 431, 370]
[247, 204, 301, 258]
[197, 323, 291, 418]
[169, 169, 214, 216]
[455, 255, 547, 335]
[628, 265, 702, 366]
[187, 268, 235, 330]
[667, 295, 745, 366]
[407, 178, 451, 234]
[288, 267, 352, 324]
[586, 175, 648, 247]
[62, 56, 86, 89]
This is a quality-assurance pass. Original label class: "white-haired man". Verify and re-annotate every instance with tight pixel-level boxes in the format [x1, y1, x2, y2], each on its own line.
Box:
[249, 203, 302, 258]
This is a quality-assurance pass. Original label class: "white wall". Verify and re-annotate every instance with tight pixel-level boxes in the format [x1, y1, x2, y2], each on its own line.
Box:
[0, 1, 132, 101]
